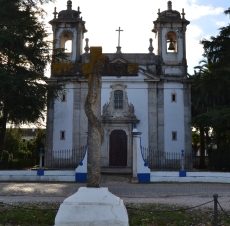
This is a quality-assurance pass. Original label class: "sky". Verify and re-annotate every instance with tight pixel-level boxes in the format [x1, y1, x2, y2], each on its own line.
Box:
[42, 0, 229, 75]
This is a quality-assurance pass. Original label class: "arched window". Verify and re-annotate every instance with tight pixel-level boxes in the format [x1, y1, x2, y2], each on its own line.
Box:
[114, 90, 123, 109]
[64, 40, 72, 53]
[166, 31, 177, 53]
[60, 32, 73, 54]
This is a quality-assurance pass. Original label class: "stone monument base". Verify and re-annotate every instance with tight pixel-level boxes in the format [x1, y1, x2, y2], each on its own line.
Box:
[54, 187, 129, 226]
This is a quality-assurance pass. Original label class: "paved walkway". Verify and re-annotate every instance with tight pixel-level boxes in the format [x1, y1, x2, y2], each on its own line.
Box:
[0, 175, 230, 210]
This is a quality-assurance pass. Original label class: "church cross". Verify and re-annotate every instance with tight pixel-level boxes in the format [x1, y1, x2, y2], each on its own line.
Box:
[116, 27, 123, 47]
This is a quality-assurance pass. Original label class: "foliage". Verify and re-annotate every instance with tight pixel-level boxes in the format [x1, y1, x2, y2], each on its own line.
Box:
[0, 0, 56, 153]
[0, 128, 45, 169]
[190, 7, 230, 169]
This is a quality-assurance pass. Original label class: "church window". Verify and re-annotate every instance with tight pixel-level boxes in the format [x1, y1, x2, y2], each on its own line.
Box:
[166, 31, 177, 53]
[61, 93, 66, 102]
[114, 90, 123, 109]
[171, 93, 176, 102]
[172, 131, 177, 141]
[60, 130, 65, 140]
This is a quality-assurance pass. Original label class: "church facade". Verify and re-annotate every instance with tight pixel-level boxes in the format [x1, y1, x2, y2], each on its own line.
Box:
[46, 1, 191, 170]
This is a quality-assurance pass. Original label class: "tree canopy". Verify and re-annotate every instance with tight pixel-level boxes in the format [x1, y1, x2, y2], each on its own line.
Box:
[190, 7, 230, 169]
[0, 0, 53, 152]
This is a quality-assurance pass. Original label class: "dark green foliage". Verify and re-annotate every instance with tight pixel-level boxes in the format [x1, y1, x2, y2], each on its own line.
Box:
[0, 128, 45, 169]
[190, 7, 230, 169]
[0, 0, 56, 153]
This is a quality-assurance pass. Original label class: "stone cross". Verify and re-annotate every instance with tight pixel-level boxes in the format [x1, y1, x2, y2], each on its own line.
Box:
[82, 47, 107, 187]
[81, 47, 138, 187]
[116, 26, 123, 48]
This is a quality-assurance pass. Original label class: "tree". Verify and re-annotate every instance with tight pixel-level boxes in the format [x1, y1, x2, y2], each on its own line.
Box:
[190, 7, 230, 169]
[0, 0, 54, 153]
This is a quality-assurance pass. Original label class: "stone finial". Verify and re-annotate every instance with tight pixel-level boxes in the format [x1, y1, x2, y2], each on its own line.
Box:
[181, 8, 185, 19]
[116, 46, 122, 54]
[158, 9, 160, 17]
[53, 7, 58, 19]
[148, 38, 154, 54]
[84, 38, 90, 53]
[67, 0, 72, 10]
[168, 1, 172, 10]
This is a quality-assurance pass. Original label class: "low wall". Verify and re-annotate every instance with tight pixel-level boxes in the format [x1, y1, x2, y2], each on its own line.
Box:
[0, 170, 75, 182]
[0, 170, 230, 183]
[151, 171, 230, 183]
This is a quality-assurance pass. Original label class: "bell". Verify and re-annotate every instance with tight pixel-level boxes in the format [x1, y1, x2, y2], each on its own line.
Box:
[168, 40, 175, 51]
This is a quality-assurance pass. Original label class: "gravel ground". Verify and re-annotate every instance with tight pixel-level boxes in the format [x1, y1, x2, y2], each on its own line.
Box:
[0, 175, 230, 210]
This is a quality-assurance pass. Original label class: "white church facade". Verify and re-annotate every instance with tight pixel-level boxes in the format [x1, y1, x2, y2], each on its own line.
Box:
[46, 0, 192, 171]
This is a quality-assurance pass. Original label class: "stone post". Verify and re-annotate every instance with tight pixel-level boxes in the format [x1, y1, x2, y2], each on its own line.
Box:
[179, 149, 187, 177]
[75, 149, 87, 182]
[132, 128, 151, 183]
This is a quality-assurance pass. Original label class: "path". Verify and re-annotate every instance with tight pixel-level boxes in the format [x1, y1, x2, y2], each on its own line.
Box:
[0, 175, 230, 210]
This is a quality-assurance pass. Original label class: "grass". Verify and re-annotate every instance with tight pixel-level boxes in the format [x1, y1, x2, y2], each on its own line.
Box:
[0, 203, 230, 226]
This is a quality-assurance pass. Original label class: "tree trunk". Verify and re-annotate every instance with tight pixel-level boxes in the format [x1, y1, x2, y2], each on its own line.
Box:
[199, 126, 206, 168]
[0, 107, 8, 153]
[85, 69, 102, 188]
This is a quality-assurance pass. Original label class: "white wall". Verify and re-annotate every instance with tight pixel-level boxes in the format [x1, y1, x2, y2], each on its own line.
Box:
[53, 83, 74, 151]
[164, 82, 185, 153]
[127, 82, 148, 145]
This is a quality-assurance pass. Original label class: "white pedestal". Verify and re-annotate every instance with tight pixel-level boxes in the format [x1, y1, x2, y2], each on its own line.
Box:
[54, 187, 129, 226]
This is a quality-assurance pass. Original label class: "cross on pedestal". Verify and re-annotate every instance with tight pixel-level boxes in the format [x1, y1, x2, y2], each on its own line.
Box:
[116, 26, 123, 47]
[82, 47, 107, 187]
[116, 27, 123, 53]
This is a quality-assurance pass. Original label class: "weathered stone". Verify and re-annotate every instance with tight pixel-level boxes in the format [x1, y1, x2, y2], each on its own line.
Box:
[54, 187, 129, 226]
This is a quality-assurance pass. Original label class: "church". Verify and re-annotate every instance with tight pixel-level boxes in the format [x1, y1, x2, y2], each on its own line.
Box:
[46, 0, 192, 171]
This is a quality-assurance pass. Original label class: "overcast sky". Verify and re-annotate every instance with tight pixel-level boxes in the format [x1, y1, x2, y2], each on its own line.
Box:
[42, 0, 229, 75]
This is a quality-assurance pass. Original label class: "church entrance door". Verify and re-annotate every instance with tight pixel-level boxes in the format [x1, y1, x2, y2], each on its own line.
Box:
[109, 130, 127, 167]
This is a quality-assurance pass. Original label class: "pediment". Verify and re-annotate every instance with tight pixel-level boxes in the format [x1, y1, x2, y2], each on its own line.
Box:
[110, 57, 128, 64]
[139, 67, 160, 81]
[102, 57, 138, 77]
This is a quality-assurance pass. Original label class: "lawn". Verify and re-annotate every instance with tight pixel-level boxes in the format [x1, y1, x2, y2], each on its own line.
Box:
[0, 202, 230, 226]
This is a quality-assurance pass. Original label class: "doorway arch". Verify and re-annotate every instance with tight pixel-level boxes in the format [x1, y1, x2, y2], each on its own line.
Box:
[109, 130, 127, 166]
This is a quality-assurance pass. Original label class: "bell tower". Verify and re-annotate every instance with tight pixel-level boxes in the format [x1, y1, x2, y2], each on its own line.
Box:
[153, 1, 190, 76]
[152, 1, 192, 159]
[49, 0, 87, 65]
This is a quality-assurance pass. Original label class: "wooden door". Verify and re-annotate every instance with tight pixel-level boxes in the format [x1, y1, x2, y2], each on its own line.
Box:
[109, 130, 127, 166]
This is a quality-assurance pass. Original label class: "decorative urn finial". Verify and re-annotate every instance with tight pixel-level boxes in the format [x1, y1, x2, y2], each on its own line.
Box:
[67, 0, 72, 10]
[168, 1, 172, 10]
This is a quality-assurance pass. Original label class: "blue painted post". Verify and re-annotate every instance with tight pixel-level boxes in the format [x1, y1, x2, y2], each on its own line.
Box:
[37, 147, 44, 176]
[179, 149, 186, 177]
[75, 149, 87, 183]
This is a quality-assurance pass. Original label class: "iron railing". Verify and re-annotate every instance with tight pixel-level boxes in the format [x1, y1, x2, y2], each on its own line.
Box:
[141, 146, 193, 170]
[44, 145, 87, 169]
